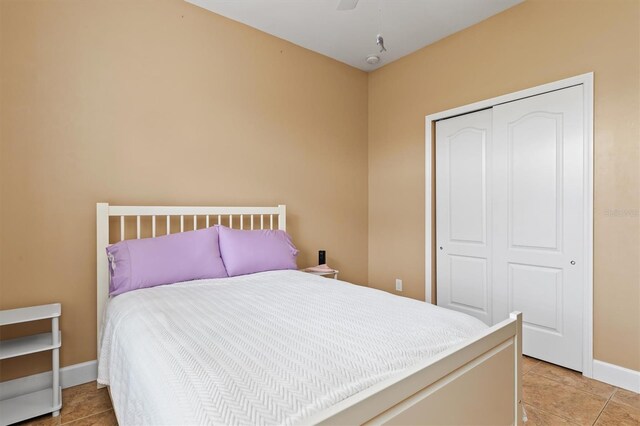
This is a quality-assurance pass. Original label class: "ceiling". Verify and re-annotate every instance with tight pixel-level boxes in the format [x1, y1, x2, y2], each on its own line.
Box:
[186, 0, 523, 71]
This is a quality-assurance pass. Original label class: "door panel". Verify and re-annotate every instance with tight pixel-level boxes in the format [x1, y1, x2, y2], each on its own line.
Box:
[436, 109, 493, 325]
[450, 255, 488, 313]
[449, 130, 486, 243]
[509, 263, 562, 332]
[509, 113, 562, 250]
[493, 86, 584, 370]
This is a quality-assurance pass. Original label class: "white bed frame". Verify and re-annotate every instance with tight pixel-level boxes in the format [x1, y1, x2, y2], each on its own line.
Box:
[96, 203, 523, 425]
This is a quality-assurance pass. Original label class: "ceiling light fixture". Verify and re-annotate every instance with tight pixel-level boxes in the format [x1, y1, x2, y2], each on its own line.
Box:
[366, 55, 380, 65]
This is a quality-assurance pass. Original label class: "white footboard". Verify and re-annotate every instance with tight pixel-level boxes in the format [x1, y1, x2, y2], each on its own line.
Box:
[309, 312, 523, 426]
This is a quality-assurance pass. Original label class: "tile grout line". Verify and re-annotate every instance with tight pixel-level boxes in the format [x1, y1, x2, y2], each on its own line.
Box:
[521, 369, 577, 425]
[524, 368, 615, 425]
[523, 402, 579, 425]
[591, 389, 616, 425]
[528, 366, 617, 400]
[57, 382, 113, 425]
[60, 408, 114, 425]
[538, 372, 615, 399]
[608, 389, 640, 411]
[522, 362, 539, 376]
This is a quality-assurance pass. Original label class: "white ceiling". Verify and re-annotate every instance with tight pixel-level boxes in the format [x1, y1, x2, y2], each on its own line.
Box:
[186, 0, 523, 71]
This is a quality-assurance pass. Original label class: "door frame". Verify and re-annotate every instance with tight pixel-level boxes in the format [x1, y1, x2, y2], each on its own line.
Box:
[425, 72, 594, 377]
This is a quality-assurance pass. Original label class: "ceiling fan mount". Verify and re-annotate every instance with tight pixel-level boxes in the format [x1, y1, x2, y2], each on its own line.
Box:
[337, 0, 387, 57]
[337, 0, 359, 11]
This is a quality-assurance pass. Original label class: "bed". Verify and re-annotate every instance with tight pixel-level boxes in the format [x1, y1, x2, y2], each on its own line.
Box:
[97, 203, 523, 425]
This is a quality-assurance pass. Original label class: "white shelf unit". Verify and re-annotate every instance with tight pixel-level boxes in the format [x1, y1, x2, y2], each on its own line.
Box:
[0, 303, 62, 425]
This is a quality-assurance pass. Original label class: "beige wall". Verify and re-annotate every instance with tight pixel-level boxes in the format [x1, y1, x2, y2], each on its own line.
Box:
[2, 0, 638, 382]
[0, 0, 368, 380]
[368, 0, 640, 370]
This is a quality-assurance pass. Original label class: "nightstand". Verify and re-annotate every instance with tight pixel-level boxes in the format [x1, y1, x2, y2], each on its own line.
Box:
[0, 303, 62, 425]
[301, 268, 339, 280]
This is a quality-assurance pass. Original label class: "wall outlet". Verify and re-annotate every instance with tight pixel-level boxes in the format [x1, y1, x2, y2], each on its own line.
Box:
[395, 278, 403, 292]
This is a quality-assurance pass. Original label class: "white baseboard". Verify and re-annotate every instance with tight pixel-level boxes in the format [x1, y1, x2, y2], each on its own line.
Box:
[0, 360, 97, 400]
[592, 359, 640, 393]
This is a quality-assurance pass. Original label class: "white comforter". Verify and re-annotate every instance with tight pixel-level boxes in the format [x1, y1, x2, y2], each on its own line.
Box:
[98, 270, 486, 426]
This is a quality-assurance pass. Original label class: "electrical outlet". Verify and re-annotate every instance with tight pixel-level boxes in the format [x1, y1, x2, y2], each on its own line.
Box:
[395, 278, 403, 292]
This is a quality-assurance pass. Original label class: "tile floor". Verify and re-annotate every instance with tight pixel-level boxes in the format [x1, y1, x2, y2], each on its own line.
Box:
[523, 356, 639, 425]
[18, 357, 640, 426]
[17, 382, 115, 426]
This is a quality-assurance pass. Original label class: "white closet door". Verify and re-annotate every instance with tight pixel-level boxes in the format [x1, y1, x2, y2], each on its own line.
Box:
[436, 109, 493, 325]
[492, 86, 584, 371]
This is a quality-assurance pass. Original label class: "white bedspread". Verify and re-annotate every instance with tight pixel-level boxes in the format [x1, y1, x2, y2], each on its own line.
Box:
[98, 270, 486, 426]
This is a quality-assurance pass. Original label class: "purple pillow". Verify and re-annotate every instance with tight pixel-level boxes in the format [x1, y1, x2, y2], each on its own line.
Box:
[217, 225, 299, 277]
[106, 227, 228, 296]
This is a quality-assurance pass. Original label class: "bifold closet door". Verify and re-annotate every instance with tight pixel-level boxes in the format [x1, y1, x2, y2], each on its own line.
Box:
[436, 109, 493, 325]
[492, 85, 585, 371]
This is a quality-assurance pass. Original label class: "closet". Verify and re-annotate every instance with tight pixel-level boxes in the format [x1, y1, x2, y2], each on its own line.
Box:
[435, 85, 585, 371]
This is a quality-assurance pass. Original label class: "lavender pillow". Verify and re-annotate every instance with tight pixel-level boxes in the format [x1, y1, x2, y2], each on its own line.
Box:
[106, 227, 228, 296]
[217, 225, 299, 277]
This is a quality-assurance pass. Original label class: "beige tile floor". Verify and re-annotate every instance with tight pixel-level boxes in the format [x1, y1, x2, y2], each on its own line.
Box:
[19, 357, 640, 425]
[18, 382, 115, 426]
[523, 356, 640, 425]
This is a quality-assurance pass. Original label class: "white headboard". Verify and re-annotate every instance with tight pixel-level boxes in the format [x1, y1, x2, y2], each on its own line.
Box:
[96, 203, 286, 356]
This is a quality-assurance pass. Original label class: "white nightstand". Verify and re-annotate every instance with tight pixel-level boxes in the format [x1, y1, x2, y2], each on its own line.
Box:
[0, 303, 62, 425]
[301, 268, 339, 280]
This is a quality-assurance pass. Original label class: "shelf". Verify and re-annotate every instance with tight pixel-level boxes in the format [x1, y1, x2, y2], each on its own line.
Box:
[0, 303, 62, 425]
[0, 303, 61, 326]
[0, 387, 62, 426]
[0, 332, 61, 360]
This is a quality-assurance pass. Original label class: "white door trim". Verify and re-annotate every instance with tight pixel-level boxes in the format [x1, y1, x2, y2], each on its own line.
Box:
[425, 72, 594, 377]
